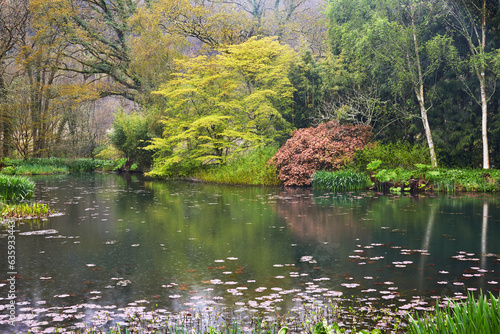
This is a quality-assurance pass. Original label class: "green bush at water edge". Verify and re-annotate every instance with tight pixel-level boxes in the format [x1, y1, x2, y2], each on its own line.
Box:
[0, 174, 35, 202]
[194, 146, 282, 186]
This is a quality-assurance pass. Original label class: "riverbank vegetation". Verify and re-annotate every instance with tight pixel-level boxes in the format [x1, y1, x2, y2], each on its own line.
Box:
[0, 173, 53, 220]
[54, 291, 499, 334]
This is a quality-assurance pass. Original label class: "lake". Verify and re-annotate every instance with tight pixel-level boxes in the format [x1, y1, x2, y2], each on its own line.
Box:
[1, 173, 499, 333]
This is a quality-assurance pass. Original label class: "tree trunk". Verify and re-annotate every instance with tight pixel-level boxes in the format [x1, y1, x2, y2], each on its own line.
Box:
[480, 0, 489, 169]
[410, 9, 437, 168]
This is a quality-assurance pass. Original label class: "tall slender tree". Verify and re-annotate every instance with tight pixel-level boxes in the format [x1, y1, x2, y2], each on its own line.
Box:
[441, 0, 498, 169]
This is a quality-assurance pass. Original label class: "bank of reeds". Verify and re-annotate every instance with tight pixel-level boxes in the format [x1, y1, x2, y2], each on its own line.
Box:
[0, 174, 35, 201]
[195, 146, 282, 186]
[312, 170, 371, 191]
[0, 157, 121, 174]
[408, 291, 500, 334]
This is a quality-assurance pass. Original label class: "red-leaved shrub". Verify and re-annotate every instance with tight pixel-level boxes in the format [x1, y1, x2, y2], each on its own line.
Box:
[269, 121, 372, 186]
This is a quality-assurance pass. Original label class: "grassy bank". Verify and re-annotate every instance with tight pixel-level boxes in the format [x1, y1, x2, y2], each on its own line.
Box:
[312, 166, 500, 193]
[194, 146, 282, 186]
[0, 157, 128, 175]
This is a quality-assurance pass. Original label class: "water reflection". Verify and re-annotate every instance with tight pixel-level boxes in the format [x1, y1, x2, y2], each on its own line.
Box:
[0, 174, 499, 332]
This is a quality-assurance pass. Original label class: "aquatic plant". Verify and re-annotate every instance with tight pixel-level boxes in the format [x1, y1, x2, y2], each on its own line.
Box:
[0, 174, 35, 201]
[312, 170, 371, 191]
[407, 291, 500, 334]
[1, 202, 52, 219]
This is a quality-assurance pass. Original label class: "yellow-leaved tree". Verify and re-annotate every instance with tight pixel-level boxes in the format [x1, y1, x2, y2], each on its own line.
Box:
[146, 36, 297, 177]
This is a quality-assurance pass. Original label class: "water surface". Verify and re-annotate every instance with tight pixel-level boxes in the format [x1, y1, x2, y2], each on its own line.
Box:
[1, 174, 499, 332]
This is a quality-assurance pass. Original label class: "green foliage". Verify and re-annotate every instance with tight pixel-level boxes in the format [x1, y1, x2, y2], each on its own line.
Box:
[312, 170, 371, 191]
[195, 146, 281, 186]
[147, 115, 259, 177]
[287, 50, 323, 129]
[147, 37, 296, 178]
[0, 174, 35, 202]
[1, 202, 52, 219]
[270, 121, 373, 186]
[110, 110, 154, 170]
[66, 158, 102, 173]
[408, 291, 500, 334]
[426, 169, 500, 193]
[352, 141, 430, 171]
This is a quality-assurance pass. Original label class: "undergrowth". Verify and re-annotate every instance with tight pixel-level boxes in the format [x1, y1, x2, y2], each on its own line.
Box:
[194, 146, 282, 186]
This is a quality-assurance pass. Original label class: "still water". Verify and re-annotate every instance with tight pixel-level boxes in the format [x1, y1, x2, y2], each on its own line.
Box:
[1, 173, 500, 332]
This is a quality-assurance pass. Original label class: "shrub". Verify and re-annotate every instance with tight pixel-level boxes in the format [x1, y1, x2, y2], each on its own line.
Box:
[312, 170, 371, 191]
[352, 141, 430, 171]
[269, 121, 372, 186]
[0, 174, 35, 202]
[110, 110, 154, 169]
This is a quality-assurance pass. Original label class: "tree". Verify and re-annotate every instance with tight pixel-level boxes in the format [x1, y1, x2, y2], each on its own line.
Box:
[110, 110, 153, 169]
[31, 0, 143, 101]
[326, 0, 456, 168]
[0, 0, 30, 156]
[150, 0, 326, 55]
[441, 0, 498, 169]
[270, 120, 373, 186]
[147, 37, 297, 177]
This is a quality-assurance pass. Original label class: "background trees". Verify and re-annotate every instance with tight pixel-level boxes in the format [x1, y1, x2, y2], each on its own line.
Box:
[0, 0, 498, 172]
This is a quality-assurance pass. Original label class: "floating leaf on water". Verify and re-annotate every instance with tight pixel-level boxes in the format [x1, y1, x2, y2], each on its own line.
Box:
[214, 259, 225, 263]
[131, 244, 140, 247]
[86, 264, 96, 267]
[227, 257, 238, 261]
[169, 295, 181, 299]
[19, 229, 59, 236]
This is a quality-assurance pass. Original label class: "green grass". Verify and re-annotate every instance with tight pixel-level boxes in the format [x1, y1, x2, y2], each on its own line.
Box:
[312, 170, 371, 191]
[1, 157, 123, 174]
[194, 146, 282, 186]
[0, 174, 35, 202]
[407, 291, 500, 334]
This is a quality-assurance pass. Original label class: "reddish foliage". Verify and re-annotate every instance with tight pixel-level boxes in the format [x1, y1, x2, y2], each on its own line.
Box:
[269, 121, 372, 186]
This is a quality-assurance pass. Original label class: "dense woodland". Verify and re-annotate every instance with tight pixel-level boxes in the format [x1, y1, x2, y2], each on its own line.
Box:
[0, 0, 499, 175]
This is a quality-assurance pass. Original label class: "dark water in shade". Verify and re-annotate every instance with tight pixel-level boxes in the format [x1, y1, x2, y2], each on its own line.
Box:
[1, 173, 500, 333]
